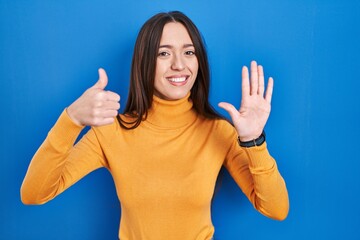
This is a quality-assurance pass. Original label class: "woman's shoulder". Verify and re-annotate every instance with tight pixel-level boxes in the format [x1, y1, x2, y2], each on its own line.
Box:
[212, 117, 235, 132]
[197, 117, 238, 151]
[199, 116, 237, 138]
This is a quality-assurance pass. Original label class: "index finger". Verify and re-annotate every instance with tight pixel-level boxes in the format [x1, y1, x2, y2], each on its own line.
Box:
[105, 91, 121, 102]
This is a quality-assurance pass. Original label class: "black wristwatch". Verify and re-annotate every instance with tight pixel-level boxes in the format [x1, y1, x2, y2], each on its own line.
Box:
[237, 131, 266, 148]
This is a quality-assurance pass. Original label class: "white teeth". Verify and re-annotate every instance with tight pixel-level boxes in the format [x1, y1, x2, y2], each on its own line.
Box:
[168, 77, 186, 83]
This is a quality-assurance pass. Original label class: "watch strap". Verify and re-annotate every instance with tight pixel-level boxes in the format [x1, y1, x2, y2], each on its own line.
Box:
[237, 131, 266, 148]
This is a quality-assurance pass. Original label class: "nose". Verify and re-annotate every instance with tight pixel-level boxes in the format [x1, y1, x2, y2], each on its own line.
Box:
[171, 54, 185, 71]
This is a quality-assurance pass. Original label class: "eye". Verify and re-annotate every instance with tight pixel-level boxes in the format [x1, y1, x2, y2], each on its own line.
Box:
[185, 50, 195, 56]
[158, 51, 170, 57]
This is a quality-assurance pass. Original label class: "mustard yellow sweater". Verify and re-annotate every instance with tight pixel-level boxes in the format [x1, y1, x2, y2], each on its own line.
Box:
[21, 94, 289, 240]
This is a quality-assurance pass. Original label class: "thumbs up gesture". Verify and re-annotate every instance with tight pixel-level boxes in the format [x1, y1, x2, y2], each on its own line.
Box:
[66, 68, 121, 126]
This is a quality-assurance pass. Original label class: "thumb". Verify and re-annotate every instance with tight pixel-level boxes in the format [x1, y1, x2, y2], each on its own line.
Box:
[92, 68, 108, 89]
[218, 102, 239, 120]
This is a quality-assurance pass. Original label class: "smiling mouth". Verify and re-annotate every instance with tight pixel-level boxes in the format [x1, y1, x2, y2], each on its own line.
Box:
[167, 76, 188, 83]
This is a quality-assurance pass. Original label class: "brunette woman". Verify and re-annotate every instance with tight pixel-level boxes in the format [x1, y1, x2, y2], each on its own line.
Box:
[21, 11, 289, 240]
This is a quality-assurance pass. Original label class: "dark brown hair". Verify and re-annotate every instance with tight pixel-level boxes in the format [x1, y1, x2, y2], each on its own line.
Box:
[118, 11, 223, 129]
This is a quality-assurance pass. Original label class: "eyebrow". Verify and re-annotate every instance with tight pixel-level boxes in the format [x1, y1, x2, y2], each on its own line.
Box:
[158, 44, 194, 49]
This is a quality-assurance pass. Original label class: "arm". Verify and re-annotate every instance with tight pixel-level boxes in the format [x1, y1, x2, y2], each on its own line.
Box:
[219, 61, 289, 220]
[21, 69, 120, 204]
[224, 139, 289, 220]
[20, 110, 106, 204]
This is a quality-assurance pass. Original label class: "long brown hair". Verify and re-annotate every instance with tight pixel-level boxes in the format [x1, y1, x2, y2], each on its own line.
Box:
[118, 11, 223, 129]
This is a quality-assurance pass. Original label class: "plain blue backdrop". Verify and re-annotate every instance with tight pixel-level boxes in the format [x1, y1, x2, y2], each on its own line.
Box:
[1, 0, 360, 239]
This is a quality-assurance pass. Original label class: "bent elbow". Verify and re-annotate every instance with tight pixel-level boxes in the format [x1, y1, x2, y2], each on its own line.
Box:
[272, 206, 289, 221]
[20, 183, 46, 205]
[256, 196, 290, 221]
[260, 206, 289, 221]
[21, 191, 48, 205]
[20, 185, 37, 205]
[21, 196, 36, 205]
[21, 175, 61, 205]
[269, 199, 290, 221]
[21, 190, 34, 205]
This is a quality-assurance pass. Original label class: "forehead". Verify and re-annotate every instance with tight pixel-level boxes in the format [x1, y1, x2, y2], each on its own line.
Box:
[160, 22, 193, 45]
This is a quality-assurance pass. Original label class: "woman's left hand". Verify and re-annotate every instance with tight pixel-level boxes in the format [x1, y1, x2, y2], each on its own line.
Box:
[218, 61, 273, 142]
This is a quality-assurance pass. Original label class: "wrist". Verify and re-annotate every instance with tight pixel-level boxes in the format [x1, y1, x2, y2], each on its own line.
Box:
[239, 135, 259, 142]
[237, 131, 266, 148]
[66, 106, 84, 127]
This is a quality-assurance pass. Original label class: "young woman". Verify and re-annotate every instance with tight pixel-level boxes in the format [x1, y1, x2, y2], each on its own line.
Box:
[21, 11, 289, 240]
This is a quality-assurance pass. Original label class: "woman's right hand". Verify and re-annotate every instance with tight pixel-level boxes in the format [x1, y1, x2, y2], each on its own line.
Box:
[66, 68, 121, 127]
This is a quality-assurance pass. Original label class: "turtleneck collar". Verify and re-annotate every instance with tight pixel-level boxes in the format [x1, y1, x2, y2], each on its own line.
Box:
[145, 92, 198, 129]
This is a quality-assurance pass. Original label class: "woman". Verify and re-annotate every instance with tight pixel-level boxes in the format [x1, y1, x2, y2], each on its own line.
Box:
[21, 11, 289, 240]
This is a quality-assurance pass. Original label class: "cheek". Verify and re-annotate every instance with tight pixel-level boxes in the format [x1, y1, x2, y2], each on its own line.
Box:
[192, 57, 199, 72]
[192, 62, 199, 78]
[154, 68, 162, 87]
[155, 62, 167, 80]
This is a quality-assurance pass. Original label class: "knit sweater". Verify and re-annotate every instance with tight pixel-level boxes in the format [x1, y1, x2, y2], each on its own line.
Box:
[21, 93, 289, 240]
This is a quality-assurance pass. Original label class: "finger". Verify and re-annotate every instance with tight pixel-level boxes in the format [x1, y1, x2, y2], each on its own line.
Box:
[218, 102, 239, 121]
[102, 117, 116, 125]
[265, 77, 274, 103]
[95, 90, 120, 103]
[101, 101, 120, 111]
[258, 65, 265, 96]
[250, 61, 258, 95]
[242, 66, 250, 98]
[101, 109, 119, 118]
[92, 68, 108, 90]
[105, 91, 121, 102]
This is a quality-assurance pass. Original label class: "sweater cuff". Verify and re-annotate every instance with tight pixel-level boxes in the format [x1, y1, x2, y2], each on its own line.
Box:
[47, 109, 85, 146]
[243, 142, 275, 169]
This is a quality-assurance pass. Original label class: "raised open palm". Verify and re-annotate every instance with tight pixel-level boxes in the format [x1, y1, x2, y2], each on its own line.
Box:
[218, 61, 273, 142]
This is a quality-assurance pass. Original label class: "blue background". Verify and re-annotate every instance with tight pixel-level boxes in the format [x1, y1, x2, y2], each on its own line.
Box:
[1, 0, 360, 239]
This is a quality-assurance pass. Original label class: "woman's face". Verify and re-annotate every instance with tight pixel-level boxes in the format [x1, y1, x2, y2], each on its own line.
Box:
[154, 22, 199, 100]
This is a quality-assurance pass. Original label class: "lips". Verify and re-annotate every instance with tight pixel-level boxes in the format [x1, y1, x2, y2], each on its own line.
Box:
[167, 77, 187, 83]
[166, 75, 189, 86]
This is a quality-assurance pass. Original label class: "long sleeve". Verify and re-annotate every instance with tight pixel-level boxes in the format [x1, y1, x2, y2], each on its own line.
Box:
[224, 138, 289, 220]
[21, 110, 108, 205]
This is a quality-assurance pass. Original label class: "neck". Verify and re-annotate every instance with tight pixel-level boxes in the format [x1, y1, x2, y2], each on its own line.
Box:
[146, 93, 197, 129]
